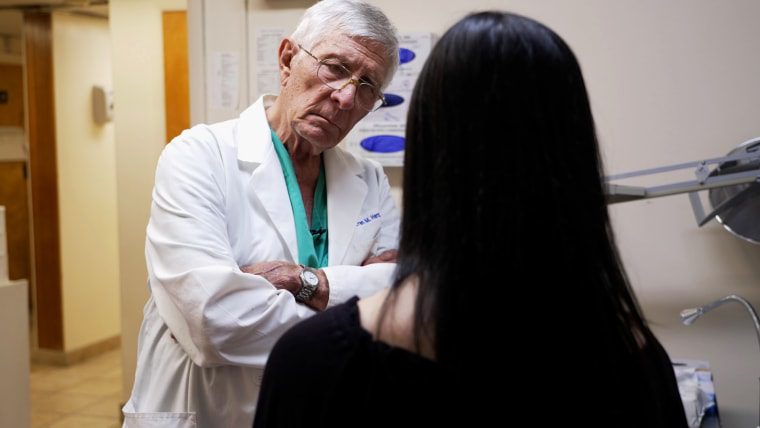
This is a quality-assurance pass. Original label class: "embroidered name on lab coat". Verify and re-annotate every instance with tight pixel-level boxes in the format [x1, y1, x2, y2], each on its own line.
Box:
[356, 213, 381, 226]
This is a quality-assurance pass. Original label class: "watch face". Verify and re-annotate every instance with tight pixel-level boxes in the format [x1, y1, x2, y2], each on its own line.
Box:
[303, 270, 319, 286]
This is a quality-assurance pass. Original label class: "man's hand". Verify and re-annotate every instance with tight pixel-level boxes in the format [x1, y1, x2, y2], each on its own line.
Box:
[241, 261, 329, 311]
[361, 249, 398, 266]
[241, 261, 301, 294]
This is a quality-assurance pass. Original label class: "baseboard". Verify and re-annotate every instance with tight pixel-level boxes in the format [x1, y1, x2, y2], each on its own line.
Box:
[32, 335, 120, 366]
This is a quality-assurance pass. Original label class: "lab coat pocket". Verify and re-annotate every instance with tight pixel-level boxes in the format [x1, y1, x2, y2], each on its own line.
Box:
[123, 411, 197, 428]
[345, 224, 380, 264]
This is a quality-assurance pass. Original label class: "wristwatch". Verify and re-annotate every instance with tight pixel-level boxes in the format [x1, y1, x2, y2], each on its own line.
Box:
[296, 266, 319, 303]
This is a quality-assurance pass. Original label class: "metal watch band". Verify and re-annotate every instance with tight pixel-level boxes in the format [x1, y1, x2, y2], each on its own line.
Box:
[295, 266, 319, 303]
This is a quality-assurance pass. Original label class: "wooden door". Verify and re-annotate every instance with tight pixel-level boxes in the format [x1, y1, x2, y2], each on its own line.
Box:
[162, 11, 190, 144]
[25, 12, 63, 350]
[0, 64, 24, 127]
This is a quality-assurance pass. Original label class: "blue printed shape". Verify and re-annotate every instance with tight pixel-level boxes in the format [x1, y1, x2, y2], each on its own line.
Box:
[360, 135, 405, 153]
[399, 48, 416, 64]
[381, 93, 404, 107]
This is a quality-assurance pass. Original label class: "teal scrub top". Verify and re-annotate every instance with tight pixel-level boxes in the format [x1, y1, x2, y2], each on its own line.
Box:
[271, 129, 328, 268]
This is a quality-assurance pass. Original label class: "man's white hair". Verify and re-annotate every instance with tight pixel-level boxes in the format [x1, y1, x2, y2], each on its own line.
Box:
[290, 0, 399, 88]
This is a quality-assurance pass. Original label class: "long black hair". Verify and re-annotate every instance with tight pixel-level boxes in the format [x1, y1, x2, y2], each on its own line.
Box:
[386, 11, 686, 425]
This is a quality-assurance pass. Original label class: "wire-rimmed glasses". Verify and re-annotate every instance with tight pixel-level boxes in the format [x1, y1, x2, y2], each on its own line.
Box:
[299, 44, 386, 112]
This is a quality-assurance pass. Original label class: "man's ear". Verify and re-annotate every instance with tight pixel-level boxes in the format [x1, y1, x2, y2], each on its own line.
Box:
[278, 38, 297, 87]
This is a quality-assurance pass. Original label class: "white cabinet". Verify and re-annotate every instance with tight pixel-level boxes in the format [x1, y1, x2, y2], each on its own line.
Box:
[0, 279, 30, 428]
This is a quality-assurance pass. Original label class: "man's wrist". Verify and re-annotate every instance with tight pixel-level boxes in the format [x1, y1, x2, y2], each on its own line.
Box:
[295, 265, 320, 303]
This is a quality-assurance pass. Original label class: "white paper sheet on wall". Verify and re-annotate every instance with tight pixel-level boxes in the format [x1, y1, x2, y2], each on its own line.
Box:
[341, 32, 435, 167]
[0, 127, 26, 162]
[209, 52, 240, 110]
[255, 28, 289, 96]
[247, 8, 305, 101]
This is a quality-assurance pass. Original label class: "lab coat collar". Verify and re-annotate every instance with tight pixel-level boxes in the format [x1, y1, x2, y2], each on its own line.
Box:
[237, 95, 277, 165]
[242, 95, 298, 261]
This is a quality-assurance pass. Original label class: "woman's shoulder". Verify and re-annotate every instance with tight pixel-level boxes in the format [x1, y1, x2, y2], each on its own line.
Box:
[358, 279, 436, 361]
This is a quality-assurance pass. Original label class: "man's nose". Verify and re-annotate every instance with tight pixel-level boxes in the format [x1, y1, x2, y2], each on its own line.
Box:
[331, 79, 358, 110]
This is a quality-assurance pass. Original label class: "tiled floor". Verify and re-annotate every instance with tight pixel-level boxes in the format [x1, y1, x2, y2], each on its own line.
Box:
[30, 348, 123, 428]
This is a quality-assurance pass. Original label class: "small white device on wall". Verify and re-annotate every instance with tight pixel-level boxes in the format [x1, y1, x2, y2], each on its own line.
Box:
[92, 85, 113, 124]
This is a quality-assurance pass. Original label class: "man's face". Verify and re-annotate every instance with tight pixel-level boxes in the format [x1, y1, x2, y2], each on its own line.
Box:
[280, 33, 390, 152]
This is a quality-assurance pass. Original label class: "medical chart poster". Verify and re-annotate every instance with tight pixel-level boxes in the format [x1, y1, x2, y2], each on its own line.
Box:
[247, 8, 306, 101]
[342, 32, 436, 167]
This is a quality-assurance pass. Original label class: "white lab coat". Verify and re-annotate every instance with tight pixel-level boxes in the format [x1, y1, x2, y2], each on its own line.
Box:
[122, 96, 400, 428]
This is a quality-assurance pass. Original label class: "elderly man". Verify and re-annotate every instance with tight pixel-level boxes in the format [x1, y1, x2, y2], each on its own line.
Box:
[122, 1, 400, 426]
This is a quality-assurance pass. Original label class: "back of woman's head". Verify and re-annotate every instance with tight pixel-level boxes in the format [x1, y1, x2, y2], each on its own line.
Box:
[397, 11, 664, 422]
[403, 12, 605, 268]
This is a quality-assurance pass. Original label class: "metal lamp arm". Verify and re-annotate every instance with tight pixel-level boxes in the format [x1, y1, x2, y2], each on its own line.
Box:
[687, 295, 760, 352]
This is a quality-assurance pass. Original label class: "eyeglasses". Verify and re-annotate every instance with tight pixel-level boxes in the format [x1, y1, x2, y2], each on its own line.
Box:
[299, 44, 386, 112]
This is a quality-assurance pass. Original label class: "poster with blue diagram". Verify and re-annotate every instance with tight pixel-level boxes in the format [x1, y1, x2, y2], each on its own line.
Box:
[342, 32, 435, 167]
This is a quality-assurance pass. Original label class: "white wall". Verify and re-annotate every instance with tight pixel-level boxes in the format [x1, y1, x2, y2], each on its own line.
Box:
[110, 0, 187, 399]
[52, 12, 121, 352]
[179, 1, 760, 426]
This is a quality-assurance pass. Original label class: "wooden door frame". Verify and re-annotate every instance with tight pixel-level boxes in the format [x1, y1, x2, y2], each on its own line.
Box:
[24, 12, 63, 351]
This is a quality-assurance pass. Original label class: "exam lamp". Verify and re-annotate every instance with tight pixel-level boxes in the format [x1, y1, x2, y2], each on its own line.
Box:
[606, 136, 760, 243]
[680, 294, 760, 428]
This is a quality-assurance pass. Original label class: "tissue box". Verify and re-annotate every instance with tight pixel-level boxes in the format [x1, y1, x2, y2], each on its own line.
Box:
[673, 359, 718, 428]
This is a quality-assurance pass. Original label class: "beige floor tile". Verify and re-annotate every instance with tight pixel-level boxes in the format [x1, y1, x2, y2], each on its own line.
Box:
[77, 393, 123, 419]
[31, 362, 54, 374]
[66, 378, 122, 396]
[30, 348, 123, 426]
[97, 366, 123, 382]
[30, 411, 66, 428]
[32, 391, 103, 414]
[54, 362, 113, 380]
[47, 414, 120, 428]
[80, 351, 121, 368]
[30, 370, 86, 392]
[30, 389, 53, 401]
